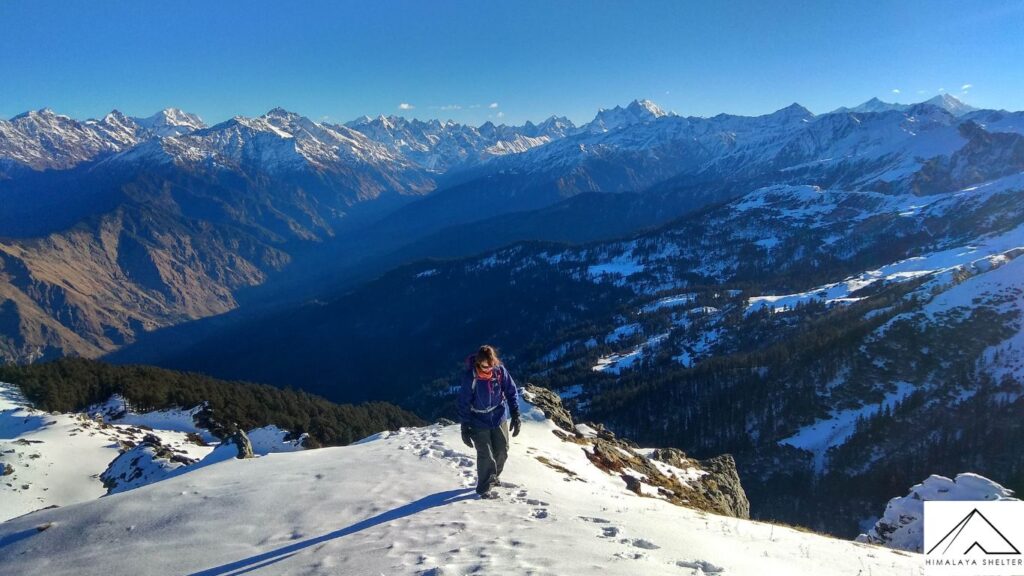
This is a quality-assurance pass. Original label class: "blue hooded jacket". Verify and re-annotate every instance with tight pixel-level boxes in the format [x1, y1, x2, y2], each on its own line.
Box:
[457, 359, 520, 429]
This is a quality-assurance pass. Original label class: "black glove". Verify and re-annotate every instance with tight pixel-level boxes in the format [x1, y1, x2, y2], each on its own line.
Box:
[461, 423, 474, 448]
[510, 413, 522, 437]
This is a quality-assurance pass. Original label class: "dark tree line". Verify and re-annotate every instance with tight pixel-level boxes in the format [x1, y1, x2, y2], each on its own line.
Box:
[0, 358, 424, 446]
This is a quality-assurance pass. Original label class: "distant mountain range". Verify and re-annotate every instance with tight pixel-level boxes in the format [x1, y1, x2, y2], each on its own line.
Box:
[832, 93, 979, 116]
[1, 94, 1018, 363]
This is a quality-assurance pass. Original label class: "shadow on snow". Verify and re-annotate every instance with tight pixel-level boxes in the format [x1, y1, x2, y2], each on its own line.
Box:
[187, 488, 477, 576]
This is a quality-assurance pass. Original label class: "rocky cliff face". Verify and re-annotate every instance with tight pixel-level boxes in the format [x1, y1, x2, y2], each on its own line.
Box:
[522, 384, 750, 519]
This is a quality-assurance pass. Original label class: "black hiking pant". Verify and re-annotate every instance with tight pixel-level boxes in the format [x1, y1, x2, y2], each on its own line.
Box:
[470, 420, 509, 494]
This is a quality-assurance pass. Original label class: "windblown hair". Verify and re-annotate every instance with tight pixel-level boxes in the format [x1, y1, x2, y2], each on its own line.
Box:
[475, 345, 502, 369]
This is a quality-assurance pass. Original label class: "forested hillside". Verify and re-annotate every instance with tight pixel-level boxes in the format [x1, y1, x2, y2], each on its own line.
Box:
[0, 358, 424, 446]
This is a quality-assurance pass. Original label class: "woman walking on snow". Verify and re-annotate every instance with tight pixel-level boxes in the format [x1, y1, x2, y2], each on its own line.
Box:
[458, 345, 522, 497]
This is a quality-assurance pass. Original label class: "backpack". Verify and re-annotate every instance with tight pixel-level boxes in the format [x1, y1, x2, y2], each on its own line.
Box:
[469, 365, 505, 414]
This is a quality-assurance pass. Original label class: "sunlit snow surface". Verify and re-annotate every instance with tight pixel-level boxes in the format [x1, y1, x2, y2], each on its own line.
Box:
[747, 214, 1024, 315]
[0, 396, 921, 576]
[0, 384, 214, 522]
[0, 385, 309, 523]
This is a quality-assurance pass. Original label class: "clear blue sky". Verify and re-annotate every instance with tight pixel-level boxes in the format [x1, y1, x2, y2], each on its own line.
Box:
[2, 0, 1022, 126]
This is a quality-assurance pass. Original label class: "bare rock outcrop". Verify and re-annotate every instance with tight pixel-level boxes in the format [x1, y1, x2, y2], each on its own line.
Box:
[522, 384, 750, 519]
[100, 433, 199, 494]
[228, 428, 255, 459]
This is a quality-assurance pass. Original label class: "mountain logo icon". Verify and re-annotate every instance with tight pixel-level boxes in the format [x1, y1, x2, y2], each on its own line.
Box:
[927, 508, 1022, 556]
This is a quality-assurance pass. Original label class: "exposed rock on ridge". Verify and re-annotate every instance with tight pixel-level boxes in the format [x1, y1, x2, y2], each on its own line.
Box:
[522, 384, 750, 518]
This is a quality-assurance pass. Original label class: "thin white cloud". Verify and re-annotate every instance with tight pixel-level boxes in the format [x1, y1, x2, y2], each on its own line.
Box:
[488, 102, 499, 109]
[469, 104, 481, 109]
[398, 103, 414, 110]
[891, 89, 901, 95]
[917, 90, 927, 95]
[938, 88, 946, 93]
[496, 111, 505, 118]
[961, 83, 973, 91]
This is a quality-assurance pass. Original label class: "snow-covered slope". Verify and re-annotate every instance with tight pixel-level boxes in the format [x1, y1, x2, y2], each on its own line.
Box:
[0, 389, 920, 576]
[0, 384, 213, 522]
[0, 383, 308, 523]
[857, 473, 1018, 552]
[0, 109, 142, 173]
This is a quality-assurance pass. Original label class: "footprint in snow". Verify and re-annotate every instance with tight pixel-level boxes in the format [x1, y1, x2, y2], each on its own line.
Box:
[621, 537, 660, 550]
[509, 489, 550, 508]
[675, 559, 724, 573]
[601, 526, 620, 538]
[578, 516, 611, 524]
[530, 508, 549, 519]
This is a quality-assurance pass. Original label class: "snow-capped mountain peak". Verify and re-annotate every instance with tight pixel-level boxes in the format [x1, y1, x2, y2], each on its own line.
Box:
[532, 114, 576, 137]
[769, 102, 815, 121]
[924, 93, 978, 116]
[10, 107, 65, 122]
[630, 98, 668, 117]
[586, 98, 671, 133]
[132, 107, 206, 137]
[263, 106, 301, 121]
[832, 97, 909, 114]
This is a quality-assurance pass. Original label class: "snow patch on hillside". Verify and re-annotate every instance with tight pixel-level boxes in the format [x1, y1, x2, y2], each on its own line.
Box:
[593, 333, 669, 374]
[779, 381, 916, 473]
[641, 293, 697, 313]
[588, 255, 645, 280]
[749, 219, 1024, 316]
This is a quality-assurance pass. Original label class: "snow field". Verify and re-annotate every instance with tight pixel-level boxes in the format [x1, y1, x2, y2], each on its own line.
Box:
[1, 398, 922, 575]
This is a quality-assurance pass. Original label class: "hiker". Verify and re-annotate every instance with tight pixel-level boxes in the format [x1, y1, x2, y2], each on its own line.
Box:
[457, 345, 522, 496]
